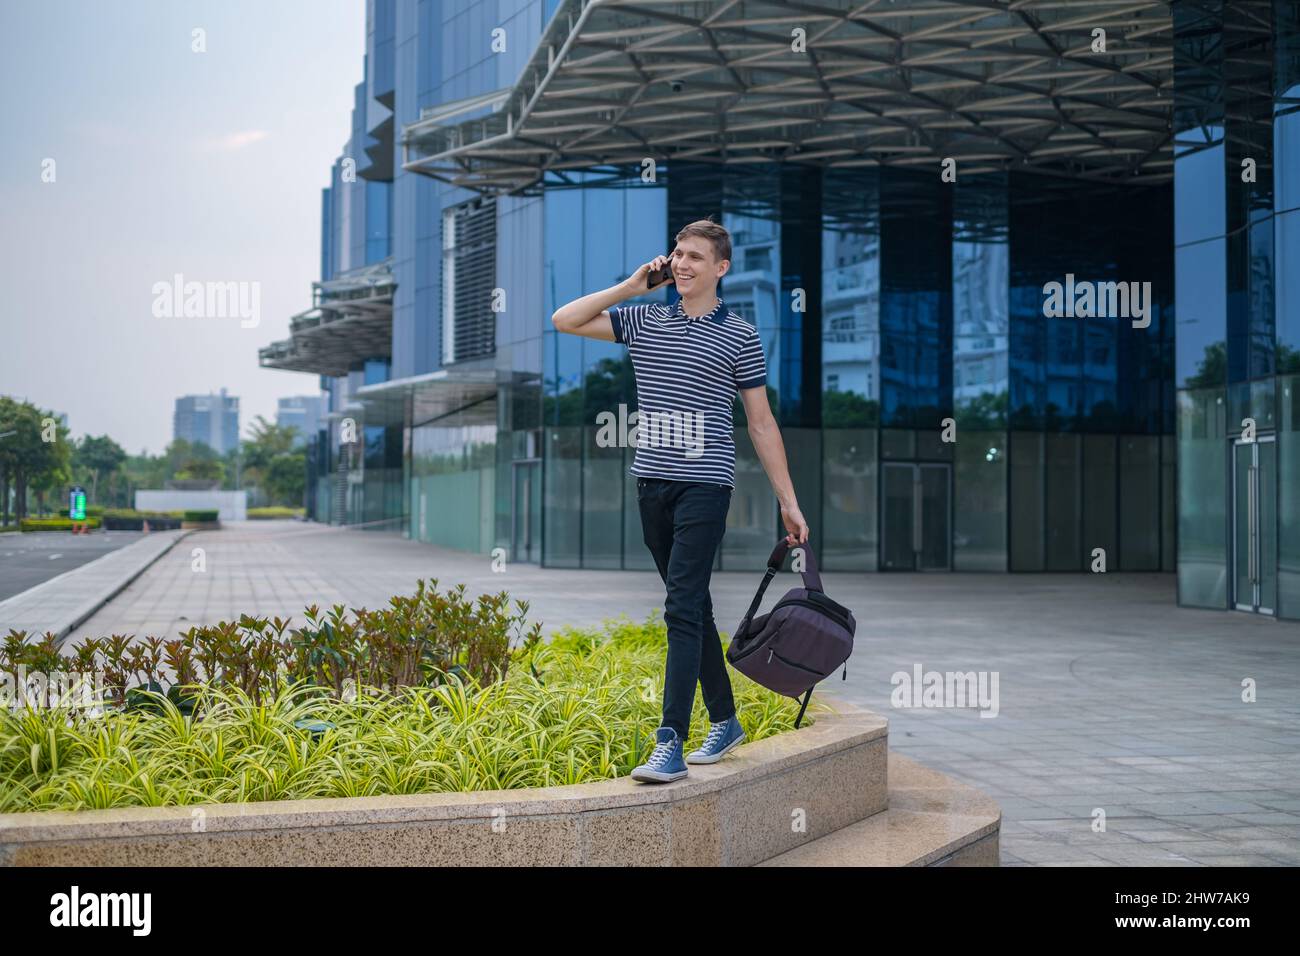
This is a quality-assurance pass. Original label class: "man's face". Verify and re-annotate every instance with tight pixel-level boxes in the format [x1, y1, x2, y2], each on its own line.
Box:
[670, 235, 729, 297]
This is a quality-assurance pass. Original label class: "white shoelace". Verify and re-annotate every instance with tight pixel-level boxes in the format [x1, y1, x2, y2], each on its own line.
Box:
[703, 721, 728, 748]
[648, 738, 677, 767]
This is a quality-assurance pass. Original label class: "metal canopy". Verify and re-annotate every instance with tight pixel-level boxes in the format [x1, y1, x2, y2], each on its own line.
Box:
[353, 369, 532, 428]
[402, 0, 1174, 195]
[259, 260, 396, 377]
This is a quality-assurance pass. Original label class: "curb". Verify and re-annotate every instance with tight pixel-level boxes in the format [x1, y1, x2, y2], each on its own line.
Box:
[0, 530, 193, 643]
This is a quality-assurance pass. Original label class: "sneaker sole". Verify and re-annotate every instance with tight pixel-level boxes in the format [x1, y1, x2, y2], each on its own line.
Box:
[685, 733, 746, 764]
[630, 767, 688, 783]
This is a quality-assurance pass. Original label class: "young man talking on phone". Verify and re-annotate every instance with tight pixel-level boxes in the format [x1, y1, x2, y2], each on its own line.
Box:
[551, 219, 809, 783]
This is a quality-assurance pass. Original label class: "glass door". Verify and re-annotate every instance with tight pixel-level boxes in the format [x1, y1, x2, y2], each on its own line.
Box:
[882, 463, 915, 570]
[1232, 436, 1276, 614]
[918, 464, 952, 570]
[881, 463, 951, 571]
[511, 460, 541, 564]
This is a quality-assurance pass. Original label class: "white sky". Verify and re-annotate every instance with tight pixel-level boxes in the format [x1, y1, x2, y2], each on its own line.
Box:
[0, 0, 366, 454]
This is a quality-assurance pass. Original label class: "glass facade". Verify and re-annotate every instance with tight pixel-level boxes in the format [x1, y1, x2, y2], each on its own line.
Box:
[539, 172, 667, 568]
[1277, 3, 1300, 616]
[410, 414, 495, 552]
[1009, 177, 1174, 572]
[953, 177, 1009, 571]
[279, 0, 1300, 623]
[1172, 0, 1299, 617]
[377, 161, 1182, 580]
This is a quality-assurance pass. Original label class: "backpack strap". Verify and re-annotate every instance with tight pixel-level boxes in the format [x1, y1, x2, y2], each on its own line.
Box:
[738, 538, 823, 634]
[765, 537, 824, 593]
[794, 687, 814, 728]
[739, 565, 779, 632]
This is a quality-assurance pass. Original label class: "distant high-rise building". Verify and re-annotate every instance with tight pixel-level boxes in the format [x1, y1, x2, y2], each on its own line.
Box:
[277, 395, 325, 447]
[174, 389, 239, 454]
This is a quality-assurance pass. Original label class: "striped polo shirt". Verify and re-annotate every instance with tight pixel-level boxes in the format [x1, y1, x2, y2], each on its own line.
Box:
[608, 297, 767, 488]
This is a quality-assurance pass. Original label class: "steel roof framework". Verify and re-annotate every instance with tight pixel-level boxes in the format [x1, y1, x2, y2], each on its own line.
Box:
[401, 0, 1175, 195]
[259, 260, 396, 378]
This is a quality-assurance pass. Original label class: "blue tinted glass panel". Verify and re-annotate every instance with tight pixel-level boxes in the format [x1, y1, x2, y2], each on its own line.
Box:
[581, 187, 628, 419]
[1174, 141, 1226, 246]
[1175, 238, 1227, 388]
[953, 239, 1008, 428]
[822, 169, 880, 428]
[625, 183, 668, 276]
[365, 180, 391, 263]
[1278, 93, 1300, 213]
[1279, 211, 1300, 372]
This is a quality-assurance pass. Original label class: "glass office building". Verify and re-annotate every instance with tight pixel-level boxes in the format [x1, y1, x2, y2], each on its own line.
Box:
[261, 0, 1299, 621]
[173, 389, 240, 455]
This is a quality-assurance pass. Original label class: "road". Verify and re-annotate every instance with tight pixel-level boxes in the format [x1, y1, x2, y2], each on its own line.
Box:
[0, 530, 144, 602]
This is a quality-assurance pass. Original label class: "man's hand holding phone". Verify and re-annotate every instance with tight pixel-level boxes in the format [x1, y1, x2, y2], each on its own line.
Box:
[628, 252, 674, 292]
[553, 251, 672, 342]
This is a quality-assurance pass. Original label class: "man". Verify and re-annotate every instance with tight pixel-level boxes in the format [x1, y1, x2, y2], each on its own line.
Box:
[551, 218, 809, 783]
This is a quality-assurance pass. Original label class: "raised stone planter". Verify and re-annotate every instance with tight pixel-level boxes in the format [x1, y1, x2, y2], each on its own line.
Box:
[0, 700, 998, 866]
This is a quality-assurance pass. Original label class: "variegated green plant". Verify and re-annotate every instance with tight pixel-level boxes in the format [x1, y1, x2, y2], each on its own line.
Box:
[0, 614, 823, 813]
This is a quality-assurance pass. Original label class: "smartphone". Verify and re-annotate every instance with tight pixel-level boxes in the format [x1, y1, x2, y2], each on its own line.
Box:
[647, 253, 674, 288]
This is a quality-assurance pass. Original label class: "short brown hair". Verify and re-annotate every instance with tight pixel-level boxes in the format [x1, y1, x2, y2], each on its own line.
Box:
[675, 218, 731, 263]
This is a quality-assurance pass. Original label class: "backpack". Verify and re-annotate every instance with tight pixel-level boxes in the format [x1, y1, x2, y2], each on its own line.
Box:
[726, 538, 856, 728]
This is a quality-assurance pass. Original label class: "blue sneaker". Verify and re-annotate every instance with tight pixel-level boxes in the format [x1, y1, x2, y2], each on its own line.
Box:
[686, 715, 746, 764]
[631, 727, 688, 783]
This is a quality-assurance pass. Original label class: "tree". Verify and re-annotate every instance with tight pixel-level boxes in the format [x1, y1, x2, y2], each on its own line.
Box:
[821, 389, 880, 428]
[73, 434, 127, 504]
[174, 456, 225, 483]
[156, 438, 223, 484]
[954, 390, 1008, 431]
[1185, 341, 1227, 390]
[265, 453, 306, 506]
[0, 397, 71, 520]
[0, 396, 19, 524]
[239, 416, 302, 504]
[120, 448, 170, 504]
[242, 416, 299, 473]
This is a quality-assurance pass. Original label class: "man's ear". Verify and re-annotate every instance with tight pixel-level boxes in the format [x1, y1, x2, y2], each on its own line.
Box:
[716, 258, 731, 280]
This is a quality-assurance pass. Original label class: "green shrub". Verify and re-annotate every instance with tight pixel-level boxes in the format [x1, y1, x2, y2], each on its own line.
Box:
[19, 517, 102, 532]
[58, 505, 105, 518]
[101, 508, 184, 520]
[247, 506, 304, 519]
[182, 510, 220, 522]
[0, 612, 819, 812]
[99, 508, 184, 531]
[4, 579, 542, 709]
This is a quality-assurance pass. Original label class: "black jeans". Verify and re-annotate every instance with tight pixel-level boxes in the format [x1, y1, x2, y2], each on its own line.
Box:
[637, 476, 737, 740]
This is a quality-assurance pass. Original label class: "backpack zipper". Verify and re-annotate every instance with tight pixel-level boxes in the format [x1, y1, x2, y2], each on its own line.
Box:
[770, 597, 853, 632]
[771, 648, 822, 676]
[768, 643, 844, 678]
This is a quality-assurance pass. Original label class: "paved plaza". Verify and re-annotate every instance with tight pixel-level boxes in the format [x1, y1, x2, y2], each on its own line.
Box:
[37, 520, 1300, 866]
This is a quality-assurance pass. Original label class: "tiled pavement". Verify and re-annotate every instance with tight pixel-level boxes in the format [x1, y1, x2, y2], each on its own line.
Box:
[62, 520, 1300, 866]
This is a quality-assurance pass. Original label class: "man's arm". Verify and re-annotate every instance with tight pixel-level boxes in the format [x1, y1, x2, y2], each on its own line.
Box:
[550, 254, 672, 340]
[740, 386, 809, 545]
